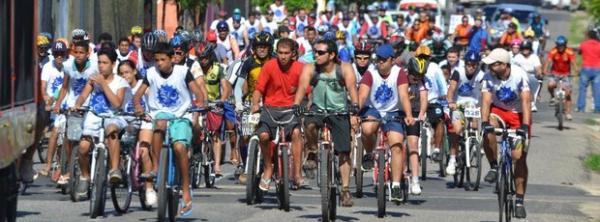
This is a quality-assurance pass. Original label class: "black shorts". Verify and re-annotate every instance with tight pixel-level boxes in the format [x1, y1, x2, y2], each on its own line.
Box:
[406, 111, 421, 136]
[255, 107, 300, 141]
[304, 106, 351, 153]
[427, 103, 444, 125]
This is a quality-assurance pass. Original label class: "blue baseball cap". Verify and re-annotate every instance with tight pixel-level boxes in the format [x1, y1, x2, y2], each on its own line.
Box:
[375, 44, 395, 59]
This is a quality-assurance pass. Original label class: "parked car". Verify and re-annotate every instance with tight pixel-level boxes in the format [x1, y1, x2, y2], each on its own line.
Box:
[489, 3, 539, 29]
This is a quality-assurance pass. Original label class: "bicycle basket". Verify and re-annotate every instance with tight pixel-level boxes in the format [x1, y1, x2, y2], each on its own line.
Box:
[66, 114, 84, 141]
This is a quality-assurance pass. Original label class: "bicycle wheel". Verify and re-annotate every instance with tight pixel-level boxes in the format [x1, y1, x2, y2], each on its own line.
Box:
[245, 138, 260, 205]
[111, 154, 133, 214]
[498, 159, 508, 222]
[37, 137, 48, 164]
[556, 101, 564, 130]
[453, 149, 465, 188]
[69, 144, 81, 202]
[320, 144, 332, 222]
[167, 170, 180, 222]
[139, 188, 152, 211]
[90, 148, 107, 218]
[466, 138, 482, 191]
[420, 128, 428, 181]
[59, 144, 69, 194]
[439, 129, 448, 178]
[354, 138, 364, 198]
[376, 150, 386, 218]
[279, 146, 290, 212]
[157, 148, 169, 222]
[203, 139, 216, 188]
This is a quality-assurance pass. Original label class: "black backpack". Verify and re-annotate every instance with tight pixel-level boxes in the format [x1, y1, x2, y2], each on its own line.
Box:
[310, 64, 345, 88]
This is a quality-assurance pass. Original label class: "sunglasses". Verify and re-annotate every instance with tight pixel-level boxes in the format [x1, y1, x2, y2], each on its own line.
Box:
[466, 62, 478, 67]
[217, 28, 228, 32]
[174, 51, 185, 56]
[355, 56, 370, 61]
[314, 50, 329, 56]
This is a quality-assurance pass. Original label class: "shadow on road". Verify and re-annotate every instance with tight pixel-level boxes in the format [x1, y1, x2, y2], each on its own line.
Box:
[353, 210, 411, 217]
[297, 214, 360, 221]
[16, 211, 41, 217]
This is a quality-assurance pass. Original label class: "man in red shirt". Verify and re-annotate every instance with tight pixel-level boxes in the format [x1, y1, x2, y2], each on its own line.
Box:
[251, 38, 305, 192]
[543, 36, 577, 119]
[577, 29, 600, 113]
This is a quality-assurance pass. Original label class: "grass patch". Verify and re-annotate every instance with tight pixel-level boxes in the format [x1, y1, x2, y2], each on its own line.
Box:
[584, 118, 600, 126]
[585, 153, 600, 173]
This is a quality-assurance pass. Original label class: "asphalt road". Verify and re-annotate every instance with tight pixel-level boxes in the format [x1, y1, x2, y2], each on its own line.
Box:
[15, 9, 600, 222]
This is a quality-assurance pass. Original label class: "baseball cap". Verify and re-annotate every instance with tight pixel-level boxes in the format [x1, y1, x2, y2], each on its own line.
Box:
[482, 48, 511, 64]
[52, 41, 68, 53]
[415, 45, 431, 56]
[206, 31, 217, 43]
[233, 8, 241, 15]
[375, 44, 394, 59]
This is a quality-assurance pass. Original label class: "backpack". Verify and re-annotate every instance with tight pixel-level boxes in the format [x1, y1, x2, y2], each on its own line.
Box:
[310, 64, 345, 88]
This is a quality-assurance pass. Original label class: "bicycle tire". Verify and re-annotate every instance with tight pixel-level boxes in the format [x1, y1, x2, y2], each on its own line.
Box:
[466, 138, 482, 191]
[245, 138, 260, 205]
[329, 186, 337, 221]
[157, 148, 169, 221]
[377, 150, 386, 218]
[203, 139, 216, 188]
[37, 138, 48, 164]
[111, 155, 133, 214]
[453, 148, 465, 188]
[280, 146, 290, 212]
[507, 168, 515, 222]
[90, 148, 107, 218]
[557, 101, 564, 130]
[439, 128, 448, 178]
[139, 188, 152, 211]
[320, 144, 331, 222]
[498, 157, 508, 222]
[69, 144, 80, 202]
[354, 138, 364, 198]
[59, 144, 69, 194]
[420, 128, 428, 181]
[167, 169, 180, 222]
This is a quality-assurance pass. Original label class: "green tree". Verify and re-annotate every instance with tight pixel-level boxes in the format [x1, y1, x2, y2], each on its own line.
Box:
[251, 0, 314, 13]
[584, 0, 600, 23]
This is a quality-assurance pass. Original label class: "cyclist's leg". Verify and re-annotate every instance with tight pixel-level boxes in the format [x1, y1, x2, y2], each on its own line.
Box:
[547, 75, 557, 100]
[483, 109, 501, 181]
[152, 120, 168, 173]
[291, 127, 303, 185]
[448, 111, 464, 175]
[213, 132, 223, 173]
[405, 113, 421, 179]
[105, 119, 126, 183]
[78, 113, 103, 179]
[169, 119, 193, 204]
[383, 117, 406, 185]
[564, 78, 573, 115]
[255, 110, 275, 187]
[223, 103, 239, 164]
[44, 124, 60, 173]
[303, 109, 323, 176]
[360, 108, 381, 154]
[138, 128, 154, 189]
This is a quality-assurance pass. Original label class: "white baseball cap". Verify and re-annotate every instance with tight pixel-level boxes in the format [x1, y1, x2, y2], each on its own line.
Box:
[482, 48, 511, 64]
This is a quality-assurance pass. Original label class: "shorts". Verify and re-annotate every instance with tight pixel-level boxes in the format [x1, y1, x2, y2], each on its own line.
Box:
[427, 103, 445, 125]
[53, 114, 66, 129]
[547, 74, 572, 90]
[490, 106, 531, 152]
[255, 107, 300, 141]
[82, 112, 127, 138]
[405, 111, 421, 136]
[154, 112, 193, 147]
[304, 106, 351, 153]
[360, 107, 405, 134]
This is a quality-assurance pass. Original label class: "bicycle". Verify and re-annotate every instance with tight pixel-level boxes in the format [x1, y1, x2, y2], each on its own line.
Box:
[244, 110, 263, 205]
[303, 111, 350, 222]
[61, 110, 85, 202]
[155, 108, 204, 222]
[554, 76, 569, 130]
[352, 126, 364, 198]
[491, 115, 525, 222]
[418, 115, 447, 180]
[190, 103, 222, 189]
[453, 104, 483, 191]
[363, 116, 406, 218]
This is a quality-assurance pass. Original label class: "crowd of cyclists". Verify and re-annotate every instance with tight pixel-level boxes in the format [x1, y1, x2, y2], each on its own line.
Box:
[32, 0, 599, 220]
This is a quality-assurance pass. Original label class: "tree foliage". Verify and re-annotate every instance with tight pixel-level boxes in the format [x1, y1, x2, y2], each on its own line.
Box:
[251, 0, 314, 13]
[584, 0, 600, 23]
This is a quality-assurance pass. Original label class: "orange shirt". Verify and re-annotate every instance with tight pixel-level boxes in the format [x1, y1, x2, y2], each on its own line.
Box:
[548, 48, 575, 75]
[499, 32, 523, 47]
[255, 59, 304, 107]
[454, 24, 472, 45]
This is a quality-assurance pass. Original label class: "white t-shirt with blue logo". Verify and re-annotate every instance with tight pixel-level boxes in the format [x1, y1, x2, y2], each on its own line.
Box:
[63, 60, 98, 108]
[144, 65, 193, 118]
[88, 74, 129, 115]
[481, 66, 530, 113]
[450, 69, 485, 105]
[123, 80, 147, 113]
[41, 62, 64, 101]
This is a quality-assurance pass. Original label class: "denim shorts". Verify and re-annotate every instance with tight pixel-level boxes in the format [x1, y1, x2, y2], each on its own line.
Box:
[360, 107, 405, 134]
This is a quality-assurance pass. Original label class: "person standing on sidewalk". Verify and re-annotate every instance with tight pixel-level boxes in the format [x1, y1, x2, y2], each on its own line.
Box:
[577, 29, 600, 113]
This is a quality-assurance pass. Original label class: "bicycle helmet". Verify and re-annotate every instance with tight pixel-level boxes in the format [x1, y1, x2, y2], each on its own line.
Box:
[169, 35, 187, 50]
[71, 28, 86, 40]
[432, 32, 445, 42]
[153, 29, 167, 42]
[40, 32, 53, 41]
[253, 31, 274, 48]
[354, 41, 373, 55]
[196, 42, 216, 59]
[464, 50, 481, 63]
[37, 35, 50, 47]
[521, 40, 533, 51]
[142, 32, 158, 50]
[407, 57, 429, 77]
[317, 24, 330, 34]
[323, 31, 336, 41]
[555, 35, 567, 46]
[510, 38, 522, 47]
[336, 30, 346, 40]
[217, 21, 229, 32]
[130, 26, 143, 35]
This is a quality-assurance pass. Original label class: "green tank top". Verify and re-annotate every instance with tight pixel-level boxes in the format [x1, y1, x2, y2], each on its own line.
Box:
[311, 66, 347, 112]
[204, 63, 223, 102]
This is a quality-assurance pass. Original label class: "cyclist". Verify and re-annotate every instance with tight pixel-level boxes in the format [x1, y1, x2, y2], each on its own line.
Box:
[336, 31, 353, 63]
[117, 59, 157, 206]
[245, 11, 262, 40]
[133, 42, 205, 216]
[38, 41, 68, 177]
[137, 33, 158, 78]
[261, 10, 279, 35]
[194, 41, 237, 177]
[466, 16, 488, 55]
[129, 26, 143, 51]
[405, 55, 431, 195]
[37, 35, 52, 70]
[71, 47, 129, 200]
[296, 26, 317, 63]
[509, 39, 522, 59]
[512, 41, 542, 112]
[522, 29, 540, 55]
[480, 48, 531, 219]
[352, 41, 375, 86]
[543, 36, 577, 120]
[446, 50, 485, 175]
[53, 40, 99, 185]
[170, 34, 200, 72]
[438, 47, 464, 74]
[216, 21, 241, 63]
[529, 14, 548, 51]
[422, 32, 452, 64]
[358, 44, 415, 202]
[231, 15, 250, 54]
[269, 0, 288, 24]
[250, 38, 304, 192]
[452, 15, 471, 50]
[293, 38, 359, 204]
[418, 45, 448, 162]
[116, 37, 137, 63]
[499, 23, 523, 49]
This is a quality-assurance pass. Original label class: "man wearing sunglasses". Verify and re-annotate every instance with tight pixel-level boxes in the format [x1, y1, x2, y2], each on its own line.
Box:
[216, 21, 241, 63]
[352, 41, 375, 87]
[358, 44, 415, 203]
[293, 39, 359, 205]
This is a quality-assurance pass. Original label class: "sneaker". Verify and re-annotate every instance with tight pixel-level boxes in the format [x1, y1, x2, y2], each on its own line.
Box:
[410, 181, 422, 195]
[108, 169, 122, 184]
[340, 188, 354, 207]
[57, 175, 70, 185]
[238, 173, 247, 185]
[549, 98, 556, 106]
[391, 186, 402, 202]
[531, 103, 538, 112]
[566, 113, 573, 121]
[145, 189, 157, 206]
[76, 178, 90, 201]
[361, 153, 374, 171]
[484, 169, 497, 183]
[515, 201, 527, 218]
[445, 162, 456, 176]
[431, 148, 441, 162]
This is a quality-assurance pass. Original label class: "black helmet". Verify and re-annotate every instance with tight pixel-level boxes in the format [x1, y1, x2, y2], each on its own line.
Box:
[142, 32, 158, 50]
[407, 57, 430, 77]
[253, 31, 274, 48]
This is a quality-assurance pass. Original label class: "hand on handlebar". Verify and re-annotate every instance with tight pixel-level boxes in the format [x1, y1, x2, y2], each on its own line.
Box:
[405, 115, 415, 126]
